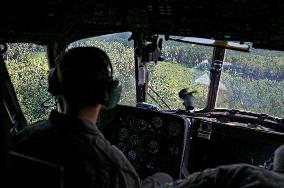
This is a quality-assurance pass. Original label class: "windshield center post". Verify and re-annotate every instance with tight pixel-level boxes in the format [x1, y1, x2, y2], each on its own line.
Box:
[205, 47, 226, 111]
[132, 33, 162, 104]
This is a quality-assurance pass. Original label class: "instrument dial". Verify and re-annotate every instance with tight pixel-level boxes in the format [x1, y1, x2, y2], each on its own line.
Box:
[148, 140, 160, 154]
[167, 121, 182, 136]
[146, 161, 156, 170]
[137, 119, 148, 130]
[128, 150, 137, 161]
[152, 116, 163, 128]
[117, 142, 127, 152]
[169, 145, 179, 157]
[130, 134, 139, 146]
[118, 128, 128, 140]
[126, 116, 135, 128]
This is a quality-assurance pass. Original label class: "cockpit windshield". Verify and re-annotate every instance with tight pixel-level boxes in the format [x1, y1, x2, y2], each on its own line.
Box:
[147, 39, 212, 110]
[5, 33, 283, 125]
[147, 37, 284, 118]
[216, 48, 284, 118]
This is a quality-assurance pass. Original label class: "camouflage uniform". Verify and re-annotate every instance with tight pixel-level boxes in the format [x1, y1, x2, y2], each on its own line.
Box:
[13, 110, 141, 188]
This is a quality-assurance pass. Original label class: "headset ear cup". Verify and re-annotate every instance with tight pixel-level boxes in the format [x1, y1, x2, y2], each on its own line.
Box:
[103, 79, 122, 110]
[48, 67, 61, 96]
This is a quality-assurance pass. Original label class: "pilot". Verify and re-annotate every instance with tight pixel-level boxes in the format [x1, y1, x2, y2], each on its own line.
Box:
[13, 47, 172, 188]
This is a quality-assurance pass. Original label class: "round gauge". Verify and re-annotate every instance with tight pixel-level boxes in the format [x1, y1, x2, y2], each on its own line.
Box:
[127, 150, 137, 161]
[169, 145, 179, 157]
[126, 116, 135, 127]
[152, 116, 163, 128]
[118, 128, 128, 140]
[137, 119, 148, 131]
[117, 142, 127, 153]
[130, 135, 139, 146]
[146, 161, 155, 170]
[167, 121, 182, 136]
[148, 140, 160, 154]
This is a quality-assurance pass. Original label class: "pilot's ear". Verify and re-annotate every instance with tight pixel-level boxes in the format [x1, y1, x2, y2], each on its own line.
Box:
[102, 79, 122, 110]
[48, 67, 61, 96]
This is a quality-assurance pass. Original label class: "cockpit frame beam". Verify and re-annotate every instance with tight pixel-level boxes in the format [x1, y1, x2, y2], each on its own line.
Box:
[205, 47, 226, 111]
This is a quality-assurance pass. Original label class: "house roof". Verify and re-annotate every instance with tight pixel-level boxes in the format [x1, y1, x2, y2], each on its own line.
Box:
[195, 73, 227, 91]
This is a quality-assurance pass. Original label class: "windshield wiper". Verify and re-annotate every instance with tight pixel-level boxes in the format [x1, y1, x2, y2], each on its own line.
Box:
[147, 92, 164, 109]
[148, 86, 171, 110]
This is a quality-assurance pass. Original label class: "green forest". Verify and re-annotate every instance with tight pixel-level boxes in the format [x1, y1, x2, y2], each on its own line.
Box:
[5, 33, 284, 123]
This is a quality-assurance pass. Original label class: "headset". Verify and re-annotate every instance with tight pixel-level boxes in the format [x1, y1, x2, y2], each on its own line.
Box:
[48, 47, 122, 110]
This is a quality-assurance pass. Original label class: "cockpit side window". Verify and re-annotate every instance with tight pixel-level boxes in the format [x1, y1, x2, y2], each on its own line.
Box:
[5, 43, 53, 124]
[5, 33, 136, 124]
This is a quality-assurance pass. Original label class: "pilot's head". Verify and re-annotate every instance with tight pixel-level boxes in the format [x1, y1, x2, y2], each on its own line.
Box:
[48, 47, 121, 113]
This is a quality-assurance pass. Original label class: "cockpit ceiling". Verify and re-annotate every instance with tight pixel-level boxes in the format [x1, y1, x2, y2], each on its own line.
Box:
[0, 0, 284, 50]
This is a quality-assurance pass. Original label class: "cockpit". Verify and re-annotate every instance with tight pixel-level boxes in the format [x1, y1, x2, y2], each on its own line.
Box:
[1, 1, 284, 187]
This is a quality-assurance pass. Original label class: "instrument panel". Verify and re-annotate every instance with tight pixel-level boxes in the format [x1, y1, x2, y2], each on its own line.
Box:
[99, 105, 190, 179]
[186, 117, 284, 173]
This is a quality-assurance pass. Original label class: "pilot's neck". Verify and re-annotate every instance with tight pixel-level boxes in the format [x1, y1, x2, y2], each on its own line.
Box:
[77, 105, 101, 125]
[62, 98, 101, 125]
